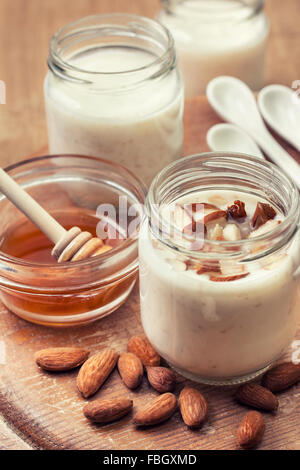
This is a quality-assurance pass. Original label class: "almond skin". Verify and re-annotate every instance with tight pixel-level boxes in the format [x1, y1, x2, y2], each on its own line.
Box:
[127, 335, 160, 367]
[262, 362, 300, 392]
[77, 349, 119, 398]
[203, 210, 227, 225]
[146, 366, 176, 393]
[118, 353, 143, 390]
[196, 260, 221, 275]
[183, 220, 206, 236]
[133, 393, 177, 426]
[34, 347, 89, 371]
[227, 200, 247, 219]
[182, 202, 219, 215]
[237, 411, 265, 449]
[209, 273, 249, 282]
[252, 202, 276, 229]
[235, 383, 278, 412]
[179, 387, 208, 428]
[83, 397, 133, 424]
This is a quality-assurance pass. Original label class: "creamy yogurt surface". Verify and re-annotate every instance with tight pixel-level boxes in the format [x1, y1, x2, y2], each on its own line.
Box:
[139, 190, 300, 382]
[44, 46, 183, 185]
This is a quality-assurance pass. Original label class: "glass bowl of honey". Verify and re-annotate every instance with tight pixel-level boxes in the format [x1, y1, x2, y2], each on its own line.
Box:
[0, 155, 146, 327]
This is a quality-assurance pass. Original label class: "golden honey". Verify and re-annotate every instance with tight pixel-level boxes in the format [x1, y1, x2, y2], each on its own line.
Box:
[0, 208, 137, 327]
[0, 154, 145, 327]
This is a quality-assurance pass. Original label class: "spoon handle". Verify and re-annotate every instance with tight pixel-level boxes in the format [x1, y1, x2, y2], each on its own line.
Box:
[252, 131, 300, 190]
[0, 168, 67, 244]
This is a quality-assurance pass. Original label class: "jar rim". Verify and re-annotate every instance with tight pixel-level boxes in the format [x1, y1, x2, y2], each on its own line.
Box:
[161, 0, 265, 23]
[0, 154, 147, 272]
[146, 152, 300, 261]
[48, 13, 176, 87]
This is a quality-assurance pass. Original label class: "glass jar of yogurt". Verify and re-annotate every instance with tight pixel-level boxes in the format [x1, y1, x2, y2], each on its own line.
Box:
[44, 14, 184, 185]
[159, 0, 269, 97]
[139, 153, 300, 385]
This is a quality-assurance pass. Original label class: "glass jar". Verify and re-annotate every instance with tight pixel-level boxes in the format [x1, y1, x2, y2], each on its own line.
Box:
[139, 153, 300, 385]
[0, 155, 146, 327]
[44, 14, 184, 186]
[159, 0, 269, 97]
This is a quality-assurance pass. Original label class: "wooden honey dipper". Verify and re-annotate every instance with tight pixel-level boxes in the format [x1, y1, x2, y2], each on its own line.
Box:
[0, 167, 112, 262]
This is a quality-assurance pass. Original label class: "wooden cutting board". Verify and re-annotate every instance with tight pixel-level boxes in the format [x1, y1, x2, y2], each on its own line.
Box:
[0, 96, 299, 450]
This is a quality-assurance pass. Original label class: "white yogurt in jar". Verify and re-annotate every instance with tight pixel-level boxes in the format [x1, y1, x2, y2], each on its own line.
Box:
[139, 189, 300, 383]
[44, 15, 184, 185]
[159, 0, 269, 97]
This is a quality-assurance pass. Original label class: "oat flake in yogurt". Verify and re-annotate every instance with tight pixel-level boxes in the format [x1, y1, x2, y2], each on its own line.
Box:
[139, 154, 300, 385]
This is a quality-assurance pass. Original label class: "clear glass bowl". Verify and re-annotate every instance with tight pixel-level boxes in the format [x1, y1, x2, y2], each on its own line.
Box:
[0, 154, 146, 327]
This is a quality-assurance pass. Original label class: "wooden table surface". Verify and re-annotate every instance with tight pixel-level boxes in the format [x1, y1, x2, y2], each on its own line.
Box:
[0, 0, 300, 170]
[0, 0, 300, 451]
[0, 96, 299, 451]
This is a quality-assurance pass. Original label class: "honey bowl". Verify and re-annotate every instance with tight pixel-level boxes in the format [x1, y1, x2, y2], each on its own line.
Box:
[0, 155, 146, 327]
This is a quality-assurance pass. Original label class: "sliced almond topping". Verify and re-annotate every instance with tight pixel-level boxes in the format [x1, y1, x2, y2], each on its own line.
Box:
[203, 210, 228, 226]
[223, 223, 241, 241]
[184, 259, 200, 270]
[249, 219, 281, 238]
[182, 202, 219, 216]
[209, 272, 249, 282]
[174, 204, 192, 229]
[219, 260, 246, 276]
[227, 200, 247, 219]
[184, 202, 220, 222]
[207, 223, 224, 241]
[207, 194, 227, 206]
[196, 260, 221, 275]
[249, 219, 282, 254]
[183, 220, 206, 237]
[199, 202, 220, 211]
[252, 202, 276, 230]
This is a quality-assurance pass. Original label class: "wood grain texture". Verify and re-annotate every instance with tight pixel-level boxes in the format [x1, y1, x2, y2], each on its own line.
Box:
[0, 416, 32, 450]
[0, 95, 299, 450]
[0, 0, 300, 451]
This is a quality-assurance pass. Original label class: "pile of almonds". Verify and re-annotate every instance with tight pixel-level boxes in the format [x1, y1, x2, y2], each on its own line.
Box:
[34, 336, 300, 450]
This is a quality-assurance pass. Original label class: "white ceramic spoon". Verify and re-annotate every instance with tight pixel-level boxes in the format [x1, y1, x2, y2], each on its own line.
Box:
[258, 84, 300, 152]
[206, 76, 300, 189]
[207, 123, 264, 159]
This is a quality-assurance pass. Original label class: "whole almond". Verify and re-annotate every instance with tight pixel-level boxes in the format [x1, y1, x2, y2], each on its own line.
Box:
[127, 335, 160, 367]
[146, 366, 176, 393]
[262, 362, 300, 392]
[77, 348, 119, 398]
[83, 397, 133, 424]
[34, 347, 89, 371]
[237, 411, 265, 449]
[134, 392, 177, 426]
[118, 353, 143, 389]
[179, 387, 208, 428]
[235, 383, 278, 412]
